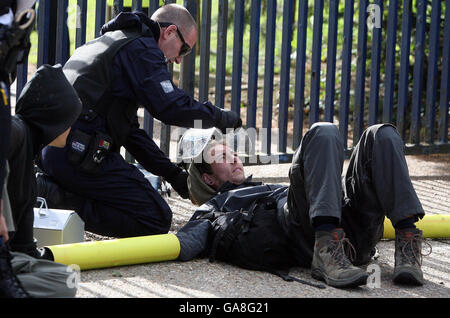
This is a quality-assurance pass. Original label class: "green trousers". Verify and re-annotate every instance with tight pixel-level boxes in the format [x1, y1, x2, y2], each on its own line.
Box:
[11, 252, 78, 298]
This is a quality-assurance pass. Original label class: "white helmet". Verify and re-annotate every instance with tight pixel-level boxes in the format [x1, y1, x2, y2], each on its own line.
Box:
[177, 127, 224, 162]
[177, 126, 253, 165]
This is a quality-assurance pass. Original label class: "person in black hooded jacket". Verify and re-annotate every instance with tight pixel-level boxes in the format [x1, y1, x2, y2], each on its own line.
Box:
[1, 0, 36, 235]
[1, 0, 17, 203]
[6, 64, 82, 257]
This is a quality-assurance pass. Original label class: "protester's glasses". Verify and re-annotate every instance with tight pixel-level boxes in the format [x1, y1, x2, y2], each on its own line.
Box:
[158, 22, 192, 57]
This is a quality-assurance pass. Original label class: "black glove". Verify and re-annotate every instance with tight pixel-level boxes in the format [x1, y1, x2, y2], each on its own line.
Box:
[0, 3, 35, 85]
[214, 108, 242, 133]
[166, 169, 190, 199]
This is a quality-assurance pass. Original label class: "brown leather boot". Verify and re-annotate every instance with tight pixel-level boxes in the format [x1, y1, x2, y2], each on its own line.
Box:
[393, 228, 431, 286]
[311, 228, 368, 288]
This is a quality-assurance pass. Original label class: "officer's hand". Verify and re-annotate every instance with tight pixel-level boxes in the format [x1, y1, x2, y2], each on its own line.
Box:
[215, 108, 242, 133]
[166, 169, 190, 199]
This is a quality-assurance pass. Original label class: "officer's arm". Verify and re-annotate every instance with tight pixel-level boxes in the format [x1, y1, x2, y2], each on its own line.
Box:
[114, 38, 236, 130]
[123, 117, 181, 179]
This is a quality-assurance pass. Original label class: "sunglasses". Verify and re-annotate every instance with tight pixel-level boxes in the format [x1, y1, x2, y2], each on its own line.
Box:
[158, 22, 192, 57]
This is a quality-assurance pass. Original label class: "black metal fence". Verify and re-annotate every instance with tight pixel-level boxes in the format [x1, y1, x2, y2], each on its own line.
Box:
[16, 0, 450, 163]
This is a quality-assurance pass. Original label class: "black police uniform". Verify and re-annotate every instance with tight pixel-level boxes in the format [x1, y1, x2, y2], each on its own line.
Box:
[0, 0, 15, 200]
[1, 0, 35, 200]
[0, 82, 11, 200]
[39, 12, 241, 238]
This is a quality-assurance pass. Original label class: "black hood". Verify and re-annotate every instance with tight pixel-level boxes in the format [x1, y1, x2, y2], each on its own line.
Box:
[100, 11, 159, 38]
[15, 64, 82, 147]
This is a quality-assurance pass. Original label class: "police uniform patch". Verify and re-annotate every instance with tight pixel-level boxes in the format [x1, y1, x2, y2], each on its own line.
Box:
[160, 80, 174, 94]
[71, 141, 86, 153]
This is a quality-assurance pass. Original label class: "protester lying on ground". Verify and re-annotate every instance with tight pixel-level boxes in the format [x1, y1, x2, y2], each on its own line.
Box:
[175, 123, 432, 289]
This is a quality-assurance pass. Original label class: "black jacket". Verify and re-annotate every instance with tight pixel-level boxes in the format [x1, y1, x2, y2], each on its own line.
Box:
[6, 65, 81, 251]
[0, 82, 11, 199]
[176, 177, 297, 262]
[191, 177, 288, 220]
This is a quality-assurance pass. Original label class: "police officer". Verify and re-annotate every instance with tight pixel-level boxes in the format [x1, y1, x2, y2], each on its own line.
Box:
[1, 1, 33, 236]
[1, 0, 20, 225]
[0, 0, 77, 298]
[0, 0, 24, 298]
[1, 0, 35, 233]
[38, 4, 242, 238]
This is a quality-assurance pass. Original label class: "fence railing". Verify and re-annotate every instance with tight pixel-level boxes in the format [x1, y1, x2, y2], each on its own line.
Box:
[16, 0, 450, 164]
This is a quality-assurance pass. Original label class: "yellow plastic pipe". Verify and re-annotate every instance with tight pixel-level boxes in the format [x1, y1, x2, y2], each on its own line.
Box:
[46, 215, 449, 271]
[384, 214, 450, 239]
[46, 233, 180, 270]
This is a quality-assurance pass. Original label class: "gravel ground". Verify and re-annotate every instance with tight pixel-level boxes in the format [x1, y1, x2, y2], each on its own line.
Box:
[75, 240, 450, 298]
[74, 154, 449, 298]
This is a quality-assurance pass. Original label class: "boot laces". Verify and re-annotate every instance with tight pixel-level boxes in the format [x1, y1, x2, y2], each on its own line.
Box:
[328, 233, 357, 268]
[400, 232, 432, 266]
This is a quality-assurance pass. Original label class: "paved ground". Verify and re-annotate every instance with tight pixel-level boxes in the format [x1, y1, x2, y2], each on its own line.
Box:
[75, 240, 450, 298]
[75, 154, 450, 299]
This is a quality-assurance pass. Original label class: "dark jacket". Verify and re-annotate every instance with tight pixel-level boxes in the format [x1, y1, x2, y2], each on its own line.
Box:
[176, 177, 305, 263]
[6, 65, 81, 251]
[0, 0, 13, 197]
[0, 82, 11, 199]
[0, 1, 16, 197]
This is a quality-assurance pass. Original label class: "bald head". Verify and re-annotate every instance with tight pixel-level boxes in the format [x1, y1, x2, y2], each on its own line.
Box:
[151, 3, 197, 37]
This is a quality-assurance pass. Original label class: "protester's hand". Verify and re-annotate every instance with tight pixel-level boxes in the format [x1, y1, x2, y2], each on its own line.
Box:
[215, 108, 242, 133]
[166, 169, 190, 199]
[0, 200, 9, 242]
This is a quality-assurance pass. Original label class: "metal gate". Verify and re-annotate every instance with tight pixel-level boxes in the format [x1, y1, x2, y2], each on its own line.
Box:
[15, 0, 450, 163]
